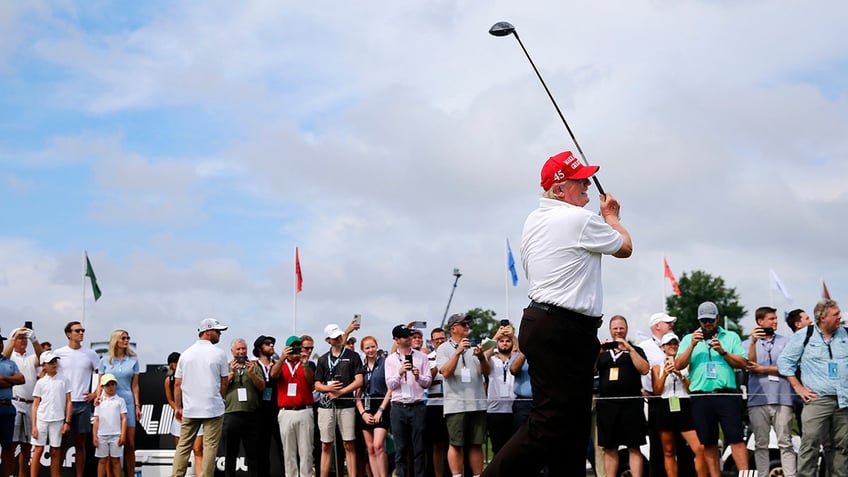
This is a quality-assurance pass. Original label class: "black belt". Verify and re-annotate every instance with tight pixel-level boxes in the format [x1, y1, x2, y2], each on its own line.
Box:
[12, 397, 34, 404]
[393, 401, 424, 408]
[282, 406, 308, 411]
[0, 400, 11, 405]
[528, 301, 603, 327]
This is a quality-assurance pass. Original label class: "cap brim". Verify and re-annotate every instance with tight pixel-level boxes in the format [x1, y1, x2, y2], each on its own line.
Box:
[568, 165, 599, 180]
[327, 332, 343, 339]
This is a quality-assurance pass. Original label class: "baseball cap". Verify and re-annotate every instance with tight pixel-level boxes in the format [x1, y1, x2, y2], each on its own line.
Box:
[392, 324, 411, 339]
[285, 335, 302, 347]
[649, 312, 677, 327]
[540, 151, 600, 190]
[100, 373, 118, 386]
[324, 324, 344, 339]
[40, 350, 60, 364]
[446, 313, 469, 328]
[697, 302, 719, 320]
[660, 332, 680, 345]
[197, 318, 228, 334]
[409, 328, 423, 337]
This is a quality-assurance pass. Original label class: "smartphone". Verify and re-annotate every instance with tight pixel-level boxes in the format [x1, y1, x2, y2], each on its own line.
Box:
[411, 320, 427, 329]
[24, 321, 33, 330]
[763, 327, 775, 337]
[353, 314, 361, 325]
[601, 341, 618, 351]
[665, 355, 675, 366]
[235, 356, 247, 364]
[405, 354, 413, 365]
[499, 319, 510, 327]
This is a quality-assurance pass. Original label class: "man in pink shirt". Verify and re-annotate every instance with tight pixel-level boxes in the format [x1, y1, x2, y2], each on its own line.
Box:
[384, 324, 432, 477]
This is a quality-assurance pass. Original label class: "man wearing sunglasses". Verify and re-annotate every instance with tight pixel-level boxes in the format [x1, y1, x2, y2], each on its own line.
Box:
[675, 301, 749, 477]
[55, 321, 100, 477]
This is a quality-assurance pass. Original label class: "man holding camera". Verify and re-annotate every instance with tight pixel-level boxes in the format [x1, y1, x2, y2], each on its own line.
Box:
[675, 301, 749, 477]
[742, 306, 797, 477]
[436, 313, 489, 477]
[271, 335, 316, 477]
[223, 338, 265, 477]
[596, 315, 649, 477]
[385, 324, 432, 477]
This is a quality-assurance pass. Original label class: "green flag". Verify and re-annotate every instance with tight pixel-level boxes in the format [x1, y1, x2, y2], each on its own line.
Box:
[85, 254, 102, 301]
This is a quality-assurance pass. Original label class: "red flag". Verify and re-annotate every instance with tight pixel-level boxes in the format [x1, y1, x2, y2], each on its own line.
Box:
[823, 279, 831, 300]
[295, 247, 303, 293]
[664, 257, 681, 296]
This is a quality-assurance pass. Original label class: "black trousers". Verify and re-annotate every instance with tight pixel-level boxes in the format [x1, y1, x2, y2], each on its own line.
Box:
[224, 411, 258, 477]
[483, 306, 600, 477]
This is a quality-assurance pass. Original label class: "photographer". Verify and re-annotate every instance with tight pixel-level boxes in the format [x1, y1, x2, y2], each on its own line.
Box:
[223, 338, 266, 477]
[675, 301, 749, 477]
[270, 335, 316, 477]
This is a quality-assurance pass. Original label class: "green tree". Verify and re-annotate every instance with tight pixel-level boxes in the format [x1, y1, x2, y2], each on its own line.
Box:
[666, 270, 747, 337]
[464, 307, 501, 343]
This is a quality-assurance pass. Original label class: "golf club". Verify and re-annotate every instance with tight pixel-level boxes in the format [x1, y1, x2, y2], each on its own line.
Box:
[489, 21, 605, 195]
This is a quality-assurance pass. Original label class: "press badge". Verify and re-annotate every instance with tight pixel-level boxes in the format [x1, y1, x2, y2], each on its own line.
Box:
[500, 385, 510, 398]
[705, 362, 717, 379]
[364, 395, 371, 409]
[768, 375, 780, 382]
[461, 368, 472, 383]
[828, 362, 839, 379]
[401, 382, 412, 399]
[237, 387, 248, 401]
[668, 396, 681, 412]
[287, 383, 297, 396]
[609, 368, 620, 381]
[262, 387, 273, 401]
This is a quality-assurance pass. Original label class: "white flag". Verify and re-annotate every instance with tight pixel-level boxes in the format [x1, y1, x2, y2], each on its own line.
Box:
[769, 269, 793, 304]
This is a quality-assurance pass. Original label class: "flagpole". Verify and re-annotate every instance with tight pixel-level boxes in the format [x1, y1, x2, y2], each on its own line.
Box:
[82, 250, 87, 327]
[662, 255, 666, 312]
[292, 245, 298, 335]
[504, 239, 510, 321]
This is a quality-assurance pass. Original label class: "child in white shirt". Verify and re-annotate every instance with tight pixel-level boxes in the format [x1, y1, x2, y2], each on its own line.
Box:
[31, 351, 72, 477]
[93, 373, 127, 477]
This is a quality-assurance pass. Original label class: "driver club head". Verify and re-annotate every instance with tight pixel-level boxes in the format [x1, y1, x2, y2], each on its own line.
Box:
[488, 21, 515, 37]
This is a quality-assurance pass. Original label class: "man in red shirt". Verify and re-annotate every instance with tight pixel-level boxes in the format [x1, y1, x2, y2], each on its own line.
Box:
[271, 336, 315, 477]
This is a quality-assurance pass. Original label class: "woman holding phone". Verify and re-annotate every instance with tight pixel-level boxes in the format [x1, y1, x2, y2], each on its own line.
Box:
[651, 333, 706, 477]
[355, 336, 391, 477]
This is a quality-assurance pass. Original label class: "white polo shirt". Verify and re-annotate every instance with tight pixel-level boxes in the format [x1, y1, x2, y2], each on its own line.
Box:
[521, 198, 623, 317]
[11, 351, 39, 412]
[175, 339, 229, 419]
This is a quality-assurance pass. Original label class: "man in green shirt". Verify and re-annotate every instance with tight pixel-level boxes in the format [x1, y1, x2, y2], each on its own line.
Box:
[223, 338, 266, 477]
[675, 301, 749, 477]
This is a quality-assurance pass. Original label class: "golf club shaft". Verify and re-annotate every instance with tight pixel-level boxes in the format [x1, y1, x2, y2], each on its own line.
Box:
[510, 31, 605, 196]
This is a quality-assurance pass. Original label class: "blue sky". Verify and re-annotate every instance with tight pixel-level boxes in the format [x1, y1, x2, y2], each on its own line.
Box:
[2, 1, 847, 365]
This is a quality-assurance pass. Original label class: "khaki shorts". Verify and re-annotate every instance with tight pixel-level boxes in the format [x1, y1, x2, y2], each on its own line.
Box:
[445, 411, 487, 446]
[317, 407, 356, 442]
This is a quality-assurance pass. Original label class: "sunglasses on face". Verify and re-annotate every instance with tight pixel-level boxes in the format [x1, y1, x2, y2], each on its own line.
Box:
[699, 318, 717, 324]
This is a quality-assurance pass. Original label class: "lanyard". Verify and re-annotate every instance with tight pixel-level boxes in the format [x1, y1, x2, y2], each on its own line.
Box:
[759, 339, 775, 365]
[328, 348, 346, 376]
[259, 359, 273, 382]
[449, 340, 467, 367]
[285, 360, 300, 379]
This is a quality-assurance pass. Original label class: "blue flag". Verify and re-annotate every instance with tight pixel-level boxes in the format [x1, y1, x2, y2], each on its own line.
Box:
[507, 239, 518, 286]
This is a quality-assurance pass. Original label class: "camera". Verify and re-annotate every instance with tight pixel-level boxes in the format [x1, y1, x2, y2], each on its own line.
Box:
[762, 327, 774, 337]
[701, 328, 715, 341]
[601, 341, 618, 351]
[499, 319, 510, 327]
[235, 356, 247, 364]
[291, 347, 302, 355]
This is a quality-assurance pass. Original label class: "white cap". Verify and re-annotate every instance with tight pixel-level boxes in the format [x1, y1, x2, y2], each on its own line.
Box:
[649, 312, 677, 327]
[197, 318, 228, 334]
[324, 324, 343, 339]
[40, 351, 60, 364]
[660, 332, 680, 345]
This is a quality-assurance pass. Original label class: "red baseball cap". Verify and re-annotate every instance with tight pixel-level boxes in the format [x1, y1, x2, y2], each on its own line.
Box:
[540, 151, 599, 190]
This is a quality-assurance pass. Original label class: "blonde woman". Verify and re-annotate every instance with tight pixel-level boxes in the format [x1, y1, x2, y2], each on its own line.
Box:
[96, 330, 140, 476]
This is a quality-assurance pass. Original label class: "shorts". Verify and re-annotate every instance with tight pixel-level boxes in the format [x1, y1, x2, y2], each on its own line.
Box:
[361, 398, 390, 431]
[31, 420, 63, 447]
[70, 401, 93, 435]
[0, 404, 15, 446]
[318, 407, 356, 442]
[691, 392, 744, 445]
[444, 411, 487, 447]
[654, 397, 695, 433]
[95, 434, 123, 457]
[596, 399, 647, 449]
[13, 408, 32, 443]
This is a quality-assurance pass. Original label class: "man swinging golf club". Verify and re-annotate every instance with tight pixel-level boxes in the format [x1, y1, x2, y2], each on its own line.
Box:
[483, 150, 632, 477]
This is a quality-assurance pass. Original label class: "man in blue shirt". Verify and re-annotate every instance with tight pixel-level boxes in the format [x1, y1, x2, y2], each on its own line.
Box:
[778, 299, 848, 477]
[742, 306, 796, 477]
[0, 331, 25, 477]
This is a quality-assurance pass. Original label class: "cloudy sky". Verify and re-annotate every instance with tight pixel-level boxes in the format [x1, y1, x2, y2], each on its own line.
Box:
[2, 1, 846, 366]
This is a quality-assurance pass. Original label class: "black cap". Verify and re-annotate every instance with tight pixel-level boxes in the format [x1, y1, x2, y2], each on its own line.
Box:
[253, 335, 276, 357]
[392, 324, 411, 339]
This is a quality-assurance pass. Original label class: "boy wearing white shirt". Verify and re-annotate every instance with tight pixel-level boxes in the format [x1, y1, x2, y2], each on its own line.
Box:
[93, 373, 127, 477]
[31, 351, 71, 477]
